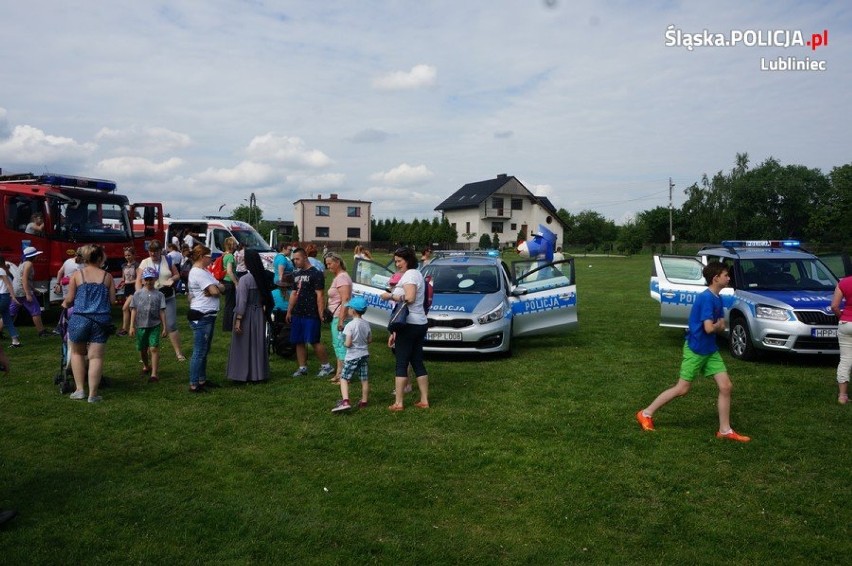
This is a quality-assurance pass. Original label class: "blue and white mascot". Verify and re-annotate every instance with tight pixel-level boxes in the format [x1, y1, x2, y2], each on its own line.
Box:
[516, 225, 557, 261]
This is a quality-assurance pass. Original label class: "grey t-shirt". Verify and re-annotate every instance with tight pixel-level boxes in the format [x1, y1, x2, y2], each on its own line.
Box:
[130, 288, 166, 328]
[343, 317, 371, 360]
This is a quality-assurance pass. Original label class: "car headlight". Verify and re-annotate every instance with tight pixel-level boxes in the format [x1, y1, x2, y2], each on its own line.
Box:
[477, 304, 505, 325]
[755, 305, 790, 321]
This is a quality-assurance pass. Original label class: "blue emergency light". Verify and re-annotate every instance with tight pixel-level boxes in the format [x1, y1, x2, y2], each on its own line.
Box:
[40, 174, 117, 192]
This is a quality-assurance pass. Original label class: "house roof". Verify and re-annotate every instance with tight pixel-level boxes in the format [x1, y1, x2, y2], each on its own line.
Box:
[434, 175, 516, 211]
[435, 175, 560, 215]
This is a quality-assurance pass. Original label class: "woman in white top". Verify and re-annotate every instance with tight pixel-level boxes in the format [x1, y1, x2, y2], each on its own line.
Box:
[380, 247, 430, 411]
[0, 255, 21, 346]
[187, 245, 224, 392]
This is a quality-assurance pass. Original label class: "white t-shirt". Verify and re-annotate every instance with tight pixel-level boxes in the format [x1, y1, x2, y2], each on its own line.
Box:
[188, 266, 220, 313]
[167, 250, 183, 268]
[0, 267, 9, 295]
[343, 317, 371, 360]
[183, 234, 196, 248]
[392, 268, 427, 325]
[59, 257, 83, 296]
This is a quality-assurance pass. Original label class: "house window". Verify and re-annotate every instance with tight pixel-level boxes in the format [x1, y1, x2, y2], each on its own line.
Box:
[315, 205, 330, 217]
[465, 221, 471, 234]
[347, 206, 361, 218]
[347, 227, 361, 238]
[315, 226, 329, 238]
[510, 223, 517, 231]
[491, 222, 504, 234]
[491, 197, 503, 209]
[511, 198, 523, 210]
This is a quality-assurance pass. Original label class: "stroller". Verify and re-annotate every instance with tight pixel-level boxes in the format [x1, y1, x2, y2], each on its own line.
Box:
[269, 308, 295, 358]
[53, 308, 75, 394]
[52, 307, 112, 394]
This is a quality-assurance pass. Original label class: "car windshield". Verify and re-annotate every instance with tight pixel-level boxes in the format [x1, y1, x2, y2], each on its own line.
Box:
[232, 228, 273, 251]
[425, 264, 501, 294]
[739, 258, 837, 291]
[52, 198, 132, 243]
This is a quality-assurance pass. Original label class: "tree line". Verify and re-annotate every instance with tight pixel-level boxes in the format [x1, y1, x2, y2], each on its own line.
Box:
[558, 153, 852, 254]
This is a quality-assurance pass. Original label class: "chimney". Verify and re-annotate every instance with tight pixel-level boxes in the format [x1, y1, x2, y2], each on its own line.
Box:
[497, 173, 507, 179]
[330, 193, 338, 200]
[317, 194, 322, 200]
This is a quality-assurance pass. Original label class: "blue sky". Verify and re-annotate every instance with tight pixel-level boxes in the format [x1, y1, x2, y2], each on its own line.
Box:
[1, 1, 849, 224]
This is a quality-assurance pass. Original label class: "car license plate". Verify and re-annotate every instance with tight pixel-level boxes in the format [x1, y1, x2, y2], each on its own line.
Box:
[812, 328, 837, 338]
[427, 331, 462, 341]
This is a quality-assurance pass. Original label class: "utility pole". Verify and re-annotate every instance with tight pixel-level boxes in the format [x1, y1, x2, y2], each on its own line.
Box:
[668, 177, 674, 253]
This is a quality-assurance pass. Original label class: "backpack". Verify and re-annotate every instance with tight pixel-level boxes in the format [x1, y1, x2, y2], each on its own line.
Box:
[423, 274, 434, 314]
[208, 255, 226, 281]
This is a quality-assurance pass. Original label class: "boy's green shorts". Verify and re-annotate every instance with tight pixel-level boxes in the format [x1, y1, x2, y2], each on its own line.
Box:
[136, 326, 162, 350]
[679, 342, 726, 381]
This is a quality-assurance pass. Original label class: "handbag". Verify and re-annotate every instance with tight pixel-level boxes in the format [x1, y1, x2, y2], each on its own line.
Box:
[387, 301, 409, 332]
[160, 285, 175, 299]
[322, 304, 340, 324]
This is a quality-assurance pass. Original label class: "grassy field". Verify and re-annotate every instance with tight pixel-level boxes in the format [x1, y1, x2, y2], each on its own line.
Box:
[0, 255, 848, 564]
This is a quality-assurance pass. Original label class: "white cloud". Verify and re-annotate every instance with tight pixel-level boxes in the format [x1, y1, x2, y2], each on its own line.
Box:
[95, 126, 191, 156]
[288, 172, 346, 191]
[0, 124, 95, 164]
[95, 156, 184, 179]
[530, 184, 553, 197]
[245, 133, 332, 168]
[195, 160, 278, 186]
[369, 163, 434, 186]
[372, 64, 437, 91]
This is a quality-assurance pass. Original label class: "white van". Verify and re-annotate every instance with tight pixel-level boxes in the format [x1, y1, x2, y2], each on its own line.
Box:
[136, 217, 277, 270]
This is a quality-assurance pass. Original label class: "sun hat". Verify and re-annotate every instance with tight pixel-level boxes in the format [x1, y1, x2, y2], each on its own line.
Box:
[346, 295, 368, 313]
[23, 246, 42, 259]
[142, 267, 159, 280]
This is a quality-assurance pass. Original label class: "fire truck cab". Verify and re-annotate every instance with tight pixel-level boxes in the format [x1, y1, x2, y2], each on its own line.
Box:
[0, 172, 163, 306]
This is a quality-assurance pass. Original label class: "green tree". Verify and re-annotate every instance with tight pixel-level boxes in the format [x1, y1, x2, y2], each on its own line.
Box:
[478, 233, 492, 249]
[616, 220, 646, 255]
[566, 210, 617, 247]
[232, 203, 262, 228]
[290, 225, 300, 243]
[491, 232, 500, 249]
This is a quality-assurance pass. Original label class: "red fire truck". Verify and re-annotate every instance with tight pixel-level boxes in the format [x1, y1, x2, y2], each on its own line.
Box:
[0, 172, 164, 305]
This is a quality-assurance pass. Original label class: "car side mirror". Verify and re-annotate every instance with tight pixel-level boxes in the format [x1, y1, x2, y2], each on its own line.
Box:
[511, 286, 529, 296]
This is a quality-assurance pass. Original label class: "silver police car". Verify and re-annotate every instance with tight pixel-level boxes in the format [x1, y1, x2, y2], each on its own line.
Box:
[352, 250, 577, 355]
[651, 240, 844, 360]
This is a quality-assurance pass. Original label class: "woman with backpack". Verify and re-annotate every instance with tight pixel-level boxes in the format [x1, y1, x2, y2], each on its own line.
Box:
[221, 237, 239, 332]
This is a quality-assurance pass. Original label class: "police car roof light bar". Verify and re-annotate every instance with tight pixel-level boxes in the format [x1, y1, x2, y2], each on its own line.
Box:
[720, 240, 801, 249]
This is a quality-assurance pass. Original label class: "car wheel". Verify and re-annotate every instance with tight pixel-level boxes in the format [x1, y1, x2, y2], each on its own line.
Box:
[729, 317, 756, 361]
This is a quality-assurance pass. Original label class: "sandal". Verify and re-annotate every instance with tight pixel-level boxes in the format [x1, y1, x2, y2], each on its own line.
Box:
[414, 401, 430, 409]
[177, 354, 187, 362]
[140, 366, 151, 375]
[839, 394, 848, 405]
[329, 375, 341, 384]
[388, 404, 404, 412]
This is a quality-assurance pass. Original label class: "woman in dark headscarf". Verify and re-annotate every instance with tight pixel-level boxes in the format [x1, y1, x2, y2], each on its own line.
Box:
[225, 250, 273, 382]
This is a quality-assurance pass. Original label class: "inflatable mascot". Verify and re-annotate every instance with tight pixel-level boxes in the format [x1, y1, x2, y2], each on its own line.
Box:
[516, 224, 557, 261]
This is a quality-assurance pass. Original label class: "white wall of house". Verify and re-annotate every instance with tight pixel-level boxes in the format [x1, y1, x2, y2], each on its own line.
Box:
[294, 195, 371, 242]
[442, 200, 563, 246]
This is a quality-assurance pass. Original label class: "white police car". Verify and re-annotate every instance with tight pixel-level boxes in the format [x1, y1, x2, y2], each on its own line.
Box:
[650, 240, 847, 360]
[351, 250, 577, 355]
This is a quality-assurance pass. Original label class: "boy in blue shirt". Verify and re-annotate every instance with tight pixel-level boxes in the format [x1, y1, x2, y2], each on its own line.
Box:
[637, 261, 750, 442]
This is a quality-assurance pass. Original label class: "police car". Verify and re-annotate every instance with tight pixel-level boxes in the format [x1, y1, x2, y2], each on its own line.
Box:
[351, 250, 577, 355]
[650, 240, 848, 360]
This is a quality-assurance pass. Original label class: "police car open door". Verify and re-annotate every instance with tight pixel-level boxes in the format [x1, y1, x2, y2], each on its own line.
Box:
[651, 255, 709, 328]
[350, 258, 394, 328]
[510, 259, 577, 336]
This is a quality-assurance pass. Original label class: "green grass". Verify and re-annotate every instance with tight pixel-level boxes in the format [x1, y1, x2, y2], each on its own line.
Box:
[1, 256, 848, 564]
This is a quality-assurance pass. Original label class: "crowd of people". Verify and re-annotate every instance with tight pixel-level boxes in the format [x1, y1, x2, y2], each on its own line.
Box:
[0, 241, 433, 413]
